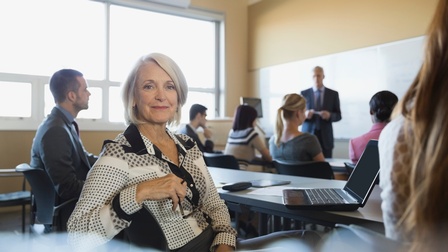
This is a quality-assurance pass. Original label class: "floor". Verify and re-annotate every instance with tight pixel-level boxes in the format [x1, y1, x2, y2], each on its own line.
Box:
[0, 209, 59, 251]
[0, 208, 29, 234]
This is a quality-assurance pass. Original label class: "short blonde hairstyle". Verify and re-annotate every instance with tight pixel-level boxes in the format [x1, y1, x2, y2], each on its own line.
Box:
[121, 53, 188, 126]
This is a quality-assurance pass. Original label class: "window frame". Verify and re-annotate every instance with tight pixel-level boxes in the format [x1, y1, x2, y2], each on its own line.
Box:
[0, 0, 224, 131]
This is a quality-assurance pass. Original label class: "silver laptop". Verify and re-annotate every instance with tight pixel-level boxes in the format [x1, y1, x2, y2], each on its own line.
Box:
[282, 140, 379, 211]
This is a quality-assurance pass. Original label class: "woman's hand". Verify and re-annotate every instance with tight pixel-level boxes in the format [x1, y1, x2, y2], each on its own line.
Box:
[215, 244, 235, 252]
[136, 173, 187, 211]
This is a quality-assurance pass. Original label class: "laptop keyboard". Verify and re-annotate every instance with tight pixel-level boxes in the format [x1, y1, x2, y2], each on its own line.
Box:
[305, 188, 345, 205]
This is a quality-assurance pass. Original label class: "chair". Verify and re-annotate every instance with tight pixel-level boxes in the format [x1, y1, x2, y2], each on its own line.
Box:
[15, 163, 77, 233]
[203, 153, 241, 170]
[0, 168, 31, 233]
[273, 160, 335, 179]
[344, 162, 356, 175]
[202, 153, 249, 234]
[119, 207, 168, 250]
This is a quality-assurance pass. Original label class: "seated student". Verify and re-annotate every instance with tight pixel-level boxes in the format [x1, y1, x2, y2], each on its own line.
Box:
[379, 0, 448, 251]
[224, 104, 272, 170]
[269, 93, 325, 162]
[30, 69, 98, 232]
[348, 91, 398, 163]
[178, 104, 215, 153]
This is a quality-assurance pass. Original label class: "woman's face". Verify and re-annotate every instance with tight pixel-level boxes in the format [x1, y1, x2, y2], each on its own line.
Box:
[134, 61, 178, 125]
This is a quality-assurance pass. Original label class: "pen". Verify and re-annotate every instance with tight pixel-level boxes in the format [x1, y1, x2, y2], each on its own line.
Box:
[178, 178, 185, 216]
[178, 197, 185, 216]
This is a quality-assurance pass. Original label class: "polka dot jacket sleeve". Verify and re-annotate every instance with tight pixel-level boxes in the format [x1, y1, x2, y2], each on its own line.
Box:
[202, 166, 238, 249]
[67, 137, 137, 251]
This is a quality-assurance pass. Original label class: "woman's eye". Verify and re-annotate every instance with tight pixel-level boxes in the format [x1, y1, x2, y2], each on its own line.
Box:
[143, 84, 153, 90]
[167, 84, 176, 90]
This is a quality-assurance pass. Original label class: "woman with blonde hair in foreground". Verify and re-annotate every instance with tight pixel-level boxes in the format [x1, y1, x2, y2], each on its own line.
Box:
[67, 53, 321, 252]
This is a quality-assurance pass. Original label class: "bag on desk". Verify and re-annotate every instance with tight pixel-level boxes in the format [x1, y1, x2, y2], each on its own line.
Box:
[316, 224, 404, 252]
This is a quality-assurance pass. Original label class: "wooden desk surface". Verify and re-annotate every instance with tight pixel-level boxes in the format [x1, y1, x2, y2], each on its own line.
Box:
[209, 167, 384, 233]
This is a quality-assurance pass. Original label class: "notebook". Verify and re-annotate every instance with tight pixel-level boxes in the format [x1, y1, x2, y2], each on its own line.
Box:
[282, 140, 380, 211]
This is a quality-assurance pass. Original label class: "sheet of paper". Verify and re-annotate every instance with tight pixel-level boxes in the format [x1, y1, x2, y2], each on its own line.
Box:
[246, 186, 307, 196]
[329, 161, 344, 167]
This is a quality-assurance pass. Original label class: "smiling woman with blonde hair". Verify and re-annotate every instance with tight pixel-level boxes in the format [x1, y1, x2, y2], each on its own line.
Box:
[67, 53, 237, 252]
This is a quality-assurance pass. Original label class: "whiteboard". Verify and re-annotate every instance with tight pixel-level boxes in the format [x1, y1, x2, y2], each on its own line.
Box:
[258, 36, 425, 139]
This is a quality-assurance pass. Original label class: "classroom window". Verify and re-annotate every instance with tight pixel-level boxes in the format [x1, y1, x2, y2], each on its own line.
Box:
[0, 0, 105, 79]
[109, 5, 216, 88]
[0, 81, 31, 118]
[0, 0, 223, 130]
[180, 91, 216, 124]
[108, 86, 125, 123]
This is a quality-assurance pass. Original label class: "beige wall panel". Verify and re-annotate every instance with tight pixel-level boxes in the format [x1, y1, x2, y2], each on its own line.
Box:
[248, 0, 438, 71]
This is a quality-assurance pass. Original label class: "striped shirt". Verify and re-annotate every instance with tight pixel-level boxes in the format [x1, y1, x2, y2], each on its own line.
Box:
[224, 128, 266, 165]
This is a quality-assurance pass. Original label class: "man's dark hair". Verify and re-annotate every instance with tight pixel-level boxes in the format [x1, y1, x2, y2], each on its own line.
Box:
[49, 69, 83, 103]
[189, 104, 207, 121]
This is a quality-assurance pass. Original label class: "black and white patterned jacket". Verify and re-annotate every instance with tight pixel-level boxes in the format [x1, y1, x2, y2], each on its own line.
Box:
[67, 124, 237, 251]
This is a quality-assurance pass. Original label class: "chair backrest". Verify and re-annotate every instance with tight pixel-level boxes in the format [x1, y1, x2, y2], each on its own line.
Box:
[273, 160, 334, 179]
[344, 162, 356, 175]
[16, 163, 56, 225]
[203, 153, 240, 170]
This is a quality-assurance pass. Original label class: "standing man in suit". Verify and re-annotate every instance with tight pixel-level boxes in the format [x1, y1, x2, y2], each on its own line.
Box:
[178, 104, 215, 153]
[30, 69, 97, 231]
[300, 66, 341, 158]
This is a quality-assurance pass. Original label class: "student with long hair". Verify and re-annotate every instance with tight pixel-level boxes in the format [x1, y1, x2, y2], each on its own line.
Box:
[379, 0, 448, 251]
[224, 104, 272, 170]
[269, 93, 325, 162]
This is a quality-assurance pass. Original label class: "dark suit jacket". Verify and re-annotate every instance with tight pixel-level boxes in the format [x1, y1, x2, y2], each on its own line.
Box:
[178, 124, 214, 153]
[300, 87, 342, 149]
[30, 107, 97, 230]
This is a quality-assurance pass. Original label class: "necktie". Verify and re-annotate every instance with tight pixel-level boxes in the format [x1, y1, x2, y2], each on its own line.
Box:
[315, 89, 322, 111]
[72, 121, 80, 137]
[315, 90, 322, 130]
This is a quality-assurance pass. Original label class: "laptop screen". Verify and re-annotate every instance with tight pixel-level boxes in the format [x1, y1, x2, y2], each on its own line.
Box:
[343, 140, 380, 204]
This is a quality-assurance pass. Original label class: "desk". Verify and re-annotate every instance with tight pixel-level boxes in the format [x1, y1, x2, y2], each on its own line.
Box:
[325, 158, 351, 180]
[325, 158, 351, 172]
[209, 167, 384, 234]
[0, 168, 24, 177]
